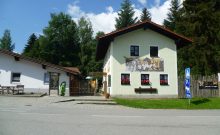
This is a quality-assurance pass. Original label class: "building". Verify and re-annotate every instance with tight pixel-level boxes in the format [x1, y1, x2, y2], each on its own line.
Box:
[96, 21, 192, 97]
[0, 49, 80, 96]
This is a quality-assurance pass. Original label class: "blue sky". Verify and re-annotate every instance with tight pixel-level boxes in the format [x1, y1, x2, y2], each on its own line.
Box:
[0, 0, 172, 53]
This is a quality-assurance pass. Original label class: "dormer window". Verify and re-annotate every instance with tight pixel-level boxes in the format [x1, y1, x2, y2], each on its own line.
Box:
[130, 45, 139, 56]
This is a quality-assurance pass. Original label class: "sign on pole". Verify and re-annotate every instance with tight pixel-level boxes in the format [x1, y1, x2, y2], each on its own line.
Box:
[185, 68, 191, 99]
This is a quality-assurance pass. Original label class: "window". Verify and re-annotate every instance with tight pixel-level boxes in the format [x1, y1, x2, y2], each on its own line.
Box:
[130, 45, 139, 56]
[121, 74, 130, 85]
[160, 74, 168, 85]
[108, 75, 111, 87]
[141, 74, 150, 85]
[150, 46, 158, 57]
[11, 73, 21, 82]
[44, 72, 50, 84]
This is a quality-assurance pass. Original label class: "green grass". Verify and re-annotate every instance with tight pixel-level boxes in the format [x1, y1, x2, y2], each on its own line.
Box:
[114, 98, 220, 109]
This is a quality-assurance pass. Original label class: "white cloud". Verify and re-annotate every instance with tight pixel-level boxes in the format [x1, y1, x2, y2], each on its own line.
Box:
[106, 6, 114, 13]
[138, 0, 147, 6]
[66, 1, 172, 35]
[67, 3, 117, 34]
[149, 0, 171, 24]
[67, 3, 85, 18]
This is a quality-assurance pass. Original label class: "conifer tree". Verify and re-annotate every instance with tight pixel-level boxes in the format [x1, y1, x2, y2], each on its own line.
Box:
[0, 29, 15, 51]
[140, 7, 151, 21]
[23, 33, 37, 56]
[163, 0, 181, 31]
[177, 0, 220, 75]
[115, 0, 137, 29]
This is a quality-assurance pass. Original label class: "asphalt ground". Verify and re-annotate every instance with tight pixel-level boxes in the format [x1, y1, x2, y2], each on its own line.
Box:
[0, 96, 220, 135]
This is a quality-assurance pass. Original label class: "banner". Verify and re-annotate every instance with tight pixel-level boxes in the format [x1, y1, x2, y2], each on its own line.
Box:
[185, 68, 191, 98]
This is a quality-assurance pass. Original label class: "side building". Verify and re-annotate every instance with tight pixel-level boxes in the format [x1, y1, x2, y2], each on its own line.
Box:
[96, 21, 192, 98]
[0, 49, 80, 96]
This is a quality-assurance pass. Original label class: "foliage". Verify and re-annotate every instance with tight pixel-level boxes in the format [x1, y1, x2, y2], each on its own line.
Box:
[22, 33, 37, 56]
[0, 29, 15, 51]
[115, 0, 138, 29]
[163, 0, 181, 31]
[60, 81, 66, 96]
[115, 98, 220, 109]
[22, 12, 80, 67]
[164, 0, 220, 75]
[78, 17, 94, 76]
[76, 17, 104, 77]
[140, 7, 151, 22]
[42, 12, 80, 66]
[22, 13, 104, 77]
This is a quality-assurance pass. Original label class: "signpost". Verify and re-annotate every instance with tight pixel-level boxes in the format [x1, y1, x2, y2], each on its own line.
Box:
[185, 68, 191, 105]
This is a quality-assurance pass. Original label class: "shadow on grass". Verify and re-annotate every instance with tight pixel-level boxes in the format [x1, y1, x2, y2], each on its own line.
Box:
[191, 98, 210, 105]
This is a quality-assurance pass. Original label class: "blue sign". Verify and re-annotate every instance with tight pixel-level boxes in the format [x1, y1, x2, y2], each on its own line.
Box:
[185, 68, 190, 79]
[185, 68, 191, 98]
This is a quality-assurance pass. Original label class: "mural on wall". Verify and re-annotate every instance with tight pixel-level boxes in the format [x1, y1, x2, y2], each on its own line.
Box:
[125, 57, 164, 71]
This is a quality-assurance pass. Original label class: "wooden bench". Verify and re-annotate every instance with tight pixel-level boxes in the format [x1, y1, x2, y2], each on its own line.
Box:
[135, 87, 157, 94]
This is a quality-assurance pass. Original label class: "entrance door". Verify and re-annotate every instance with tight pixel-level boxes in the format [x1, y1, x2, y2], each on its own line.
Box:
[49, 72, 59, 95]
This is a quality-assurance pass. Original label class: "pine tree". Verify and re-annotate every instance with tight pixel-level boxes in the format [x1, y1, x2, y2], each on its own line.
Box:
[163, 0, 181, 31]
[177, 0, 220, 75]
[0, 29, 15, 51]
[140, 7, 151, 21]
[115, 0, 138, 29]
[23, 33, 37, 56]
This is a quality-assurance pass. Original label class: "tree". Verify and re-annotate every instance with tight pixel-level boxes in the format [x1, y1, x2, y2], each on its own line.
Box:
[163, 0, 181, 31]
[115, 0, 138, 29]
[23, 33, 37, 56]
[95, 31, 105, 39]
[140, 7, 151, 21]
[176, 0, 220, 75]
[0, 29, 15, 51]
[78, 17, 94, 76]
[42, 12, 80, 66]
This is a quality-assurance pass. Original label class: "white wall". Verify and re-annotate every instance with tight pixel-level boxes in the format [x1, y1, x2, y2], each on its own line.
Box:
[0, 53, 69, 96]
[107, 29, 178, 97]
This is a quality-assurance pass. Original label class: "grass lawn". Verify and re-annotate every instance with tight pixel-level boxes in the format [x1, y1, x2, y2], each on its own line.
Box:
[114, 98, 220, 109]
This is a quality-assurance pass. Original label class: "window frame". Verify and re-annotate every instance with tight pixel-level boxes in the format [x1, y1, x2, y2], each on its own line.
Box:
[141, 74, 150, 85]
[150, 46, 159, 57]
[160, 74, 169, 85]
[121, 73, 130, 85]
[11, 72, 21, 83]
[130, 45, 139, 56]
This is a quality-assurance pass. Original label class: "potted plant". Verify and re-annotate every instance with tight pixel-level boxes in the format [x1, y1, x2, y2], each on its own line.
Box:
[105, 93, 110, 99]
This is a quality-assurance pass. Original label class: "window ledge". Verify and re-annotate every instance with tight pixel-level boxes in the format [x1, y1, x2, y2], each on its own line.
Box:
[160, 84, 169, 86]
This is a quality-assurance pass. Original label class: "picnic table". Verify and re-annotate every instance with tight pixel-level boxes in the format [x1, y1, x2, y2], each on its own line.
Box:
[0, 85, 24, 95]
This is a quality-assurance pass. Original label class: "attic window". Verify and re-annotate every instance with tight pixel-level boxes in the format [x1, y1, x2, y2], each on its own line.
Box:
[150, 46, 158, 57]
[130, 45, 139, 56]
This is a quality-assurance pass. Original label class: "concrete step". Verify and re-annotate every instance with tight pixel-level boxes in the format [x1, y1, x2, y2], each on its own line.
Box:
[76, 101, 117, 105]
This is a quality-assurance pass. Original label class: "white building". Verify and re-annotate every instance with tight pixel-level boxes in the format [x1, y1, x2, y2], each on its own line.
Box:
[96, 21, 192, 98]
[0, 49, 80, 96]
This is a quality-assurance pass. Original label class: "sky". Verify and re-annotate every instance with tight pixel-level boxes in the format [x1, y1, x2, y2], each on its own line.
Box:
[0, 0, 179, 53]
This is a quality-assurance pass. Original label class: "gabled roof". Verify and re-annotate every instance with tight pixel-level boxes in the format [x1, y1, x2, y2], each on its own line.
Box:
[0, 49, 80, 75]
[96, 20, 193, 60]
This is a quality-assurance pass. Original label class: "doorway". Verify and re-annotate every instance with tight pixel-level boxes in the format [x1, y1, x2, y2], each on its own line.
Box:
[49, 72, 59, 96]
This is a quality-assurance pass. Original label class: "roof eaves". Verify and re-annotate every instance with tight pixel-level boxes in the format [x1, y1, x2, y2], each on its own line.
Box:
[0, 49, 79, 75]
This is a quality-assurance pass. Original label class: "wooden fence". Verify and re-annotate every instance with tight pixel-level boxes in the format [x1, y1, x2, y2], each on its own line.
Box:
[178, 75, 219, 98]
